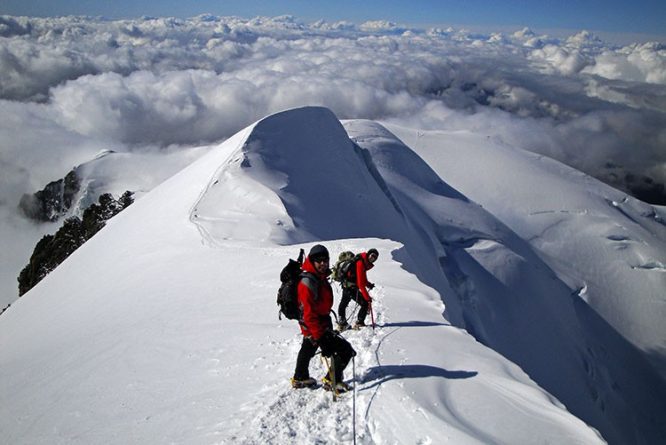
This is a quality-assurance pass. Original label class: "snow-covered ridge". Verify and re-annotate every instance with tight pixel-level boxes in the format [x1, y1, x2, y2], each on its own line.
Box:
[1, 107, 664, 443]
[188, 106, 666, 443]
[345, 118, 666, 444]
[191, 107, 408, 246]
[387, 124, 666, 361]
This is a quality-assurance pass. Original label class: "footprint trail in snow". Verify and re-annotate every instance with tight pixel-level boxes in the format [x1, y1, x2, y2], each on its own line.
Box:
[221, 286, 390, 444]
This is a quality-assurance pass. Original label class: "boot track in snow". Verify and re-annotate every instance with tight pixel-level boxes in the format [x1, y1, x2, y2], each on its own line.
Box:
[222, 286, 390, 444]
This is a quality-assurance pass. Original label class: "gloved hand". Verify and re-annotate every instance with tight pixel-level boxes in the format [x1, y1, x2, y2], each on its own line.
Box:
[318, 330, 336, 357]
[367, 282, 375, 290]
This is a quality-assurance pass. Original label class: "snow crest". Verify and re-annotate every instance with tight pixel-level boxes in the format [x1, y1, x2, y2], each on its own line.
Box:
[192, 107, 408, 245]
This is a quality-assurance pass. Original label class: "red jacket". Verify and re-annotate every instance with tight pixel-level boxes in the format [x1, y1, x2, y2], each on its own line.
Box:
[298, 257, 333, 340]
[356, 252, 375, 302]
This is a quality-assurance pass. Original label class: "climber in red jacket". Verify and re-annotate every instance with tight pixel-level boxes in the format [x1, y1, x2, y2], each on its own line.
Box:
[337, 248, 378, 330]
[292, 244, 356, 392]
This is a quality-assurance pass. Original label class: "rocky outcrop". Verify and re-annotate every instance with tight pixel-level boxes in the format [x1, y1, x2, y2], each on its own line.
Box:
[18, 170, 81, 222]
[18, 191, 134, 296]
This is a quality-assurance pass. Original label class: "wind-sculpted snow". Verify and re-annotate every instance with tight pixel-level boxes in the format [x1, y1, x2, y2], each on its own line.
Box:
[388, 124, 666, 369]
[376, 123, 666, 444]
[192, 107, 409, 245]
[0, 107, 608, 444]
[192, 106, 664, 443]
[343, 118, 666, 444]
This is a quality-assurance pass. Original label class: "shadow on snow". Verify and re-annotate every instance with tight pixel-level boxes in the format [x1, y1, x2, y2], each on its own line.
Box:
[361, 364, 478, 390]
[379, 320, 451, 328]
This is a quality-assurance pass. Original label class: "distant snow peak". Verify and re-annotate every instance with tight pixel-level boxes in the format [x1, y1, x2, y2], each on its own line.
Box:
[93, 149, 116, 160]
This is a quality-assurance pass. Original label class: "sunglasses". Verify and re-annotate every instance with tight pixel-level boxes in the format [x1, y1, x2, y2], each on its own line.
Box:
[313, 257, 330, 264]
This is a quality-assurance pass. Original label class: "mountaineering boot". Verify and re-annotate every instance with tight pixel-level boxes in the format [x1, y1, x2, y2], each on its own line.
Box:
[337, 320, 350, 331]
[291, 377, 317, 389]
[322, 376, 352, 393]
[353, 320, 366, 330]
[322, 375, 334, 391]
[336, 381, 353, 393]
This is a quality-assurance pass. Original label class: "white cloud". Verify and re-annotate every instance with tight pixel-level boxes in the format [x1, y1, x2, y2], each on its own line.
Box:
[0, 14, 664, 204]
[359, 20, 403, 33]
[530, 44, 590, 75]
[583, 42, 666, 84]
[0, 13, 665, 306]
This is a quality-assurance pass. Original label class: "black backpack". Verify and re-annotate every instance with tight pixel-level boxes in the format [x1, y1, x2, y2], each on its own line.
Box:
[276, 249, 319, 320]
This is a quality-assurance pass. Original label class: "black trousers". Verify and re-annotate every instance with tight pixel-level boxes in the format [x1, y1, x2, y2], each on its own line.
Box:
[294, 334, 355, 382]
[338, 286, 369, 324]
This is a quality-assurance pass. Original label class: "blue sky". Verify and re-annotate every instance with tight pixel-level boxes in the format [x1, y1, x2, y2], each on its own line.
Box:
[1, 0, 665, 37]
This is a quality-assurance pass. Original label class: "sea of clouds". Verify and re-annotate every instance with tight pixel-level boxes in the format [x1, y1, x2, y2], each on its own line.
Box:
[0, 14, 665, 301]
[2, 14, 665, 195]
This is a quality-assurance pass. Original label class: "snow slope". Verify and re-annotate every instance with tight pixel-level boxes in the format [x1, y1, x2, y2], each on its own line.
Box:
[0, 106, 658, 444]
[1, 146, 207, 309]
[347, 120, 666, 444]
[386, 124, 666, 368]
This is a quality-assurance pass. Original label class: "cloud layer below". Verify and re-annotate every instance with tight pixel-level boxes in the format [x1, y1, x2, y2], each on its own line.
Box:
[0, 14, 665, 304]
[1, 14, 665, 202]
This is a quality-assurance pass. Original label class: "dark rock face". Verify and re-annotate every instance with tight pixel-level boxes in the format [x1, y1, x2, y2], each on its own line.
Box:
[19, 170, 81, 222]
[625, 175, 666, 206]
[18, 191, 134, 296]
[601, 164, 666, 206]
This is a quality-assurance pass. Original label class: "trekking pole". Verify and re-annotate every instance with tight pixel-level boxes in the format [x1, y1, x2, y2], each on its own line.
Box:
[352, 356, 357, 445]
[369, 302, 376, 330]
[330, 357, 338, 402]
[349, 301, 360, 324]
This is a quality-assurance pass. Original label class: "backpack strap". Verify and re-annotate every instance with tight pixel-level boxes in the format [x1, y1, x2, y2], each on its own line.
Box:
[300, 272, 319, 300]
